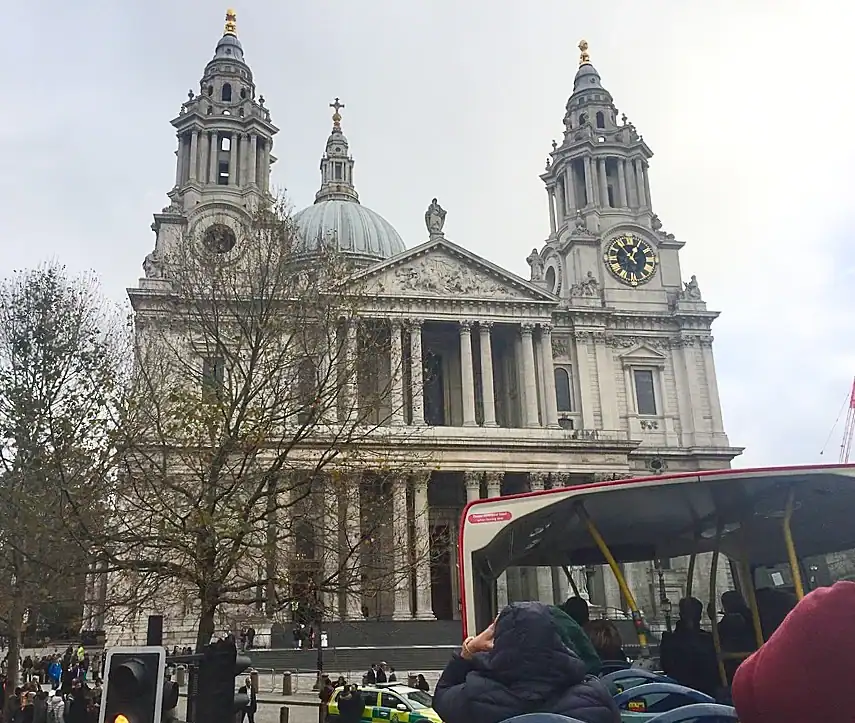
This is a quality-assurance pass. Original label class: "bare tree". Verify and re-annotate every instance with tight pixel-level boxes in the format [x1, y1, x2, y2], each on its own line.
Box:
[0, 264, 125, 686]
[95, 196, 430, 650]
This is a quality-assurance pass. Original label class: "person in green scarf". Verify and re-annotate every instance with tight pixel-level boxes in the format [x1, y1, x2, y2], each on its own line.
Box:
[548, 605, 602, 675]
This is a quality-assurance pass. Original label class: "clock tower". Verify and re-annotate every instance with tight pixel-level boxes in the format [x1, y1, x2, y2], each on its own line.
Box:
[534, 39, 734, 459]
[140, 9, 278, 280]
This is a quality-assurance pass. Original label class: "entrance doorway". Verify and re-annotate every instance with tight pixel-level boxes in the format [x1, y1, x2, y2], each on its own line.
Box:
[430, 525, 453, 620]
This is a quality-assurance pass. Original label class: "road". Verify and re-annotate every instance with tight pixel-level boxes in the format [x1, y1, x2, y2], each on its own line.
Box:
[176, 695, 321, 723]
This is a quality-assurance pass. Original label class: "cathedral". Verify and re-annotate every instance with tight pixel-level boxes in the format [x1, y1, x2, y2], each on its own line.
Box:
[99, 11, 742, 647]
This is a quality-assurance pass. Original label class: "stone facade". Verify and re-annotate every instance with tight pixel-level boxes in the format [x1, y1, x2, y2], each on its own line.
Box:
[95, 22, 743, 648]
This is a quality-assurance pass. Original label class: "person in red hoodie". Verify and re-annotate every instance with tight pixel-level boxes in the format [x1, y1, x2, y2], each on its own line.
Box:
[732, 580, 855, 723]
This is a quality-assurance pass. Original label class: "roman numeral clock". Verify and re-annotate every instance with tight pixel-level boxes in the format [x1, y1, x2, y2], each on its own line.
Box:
[603, 233, 658, 287]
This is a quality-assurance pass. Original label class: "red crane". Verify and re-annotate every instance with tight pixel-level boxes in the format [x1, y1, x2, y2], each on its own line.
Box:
[842, 377, 855, 463]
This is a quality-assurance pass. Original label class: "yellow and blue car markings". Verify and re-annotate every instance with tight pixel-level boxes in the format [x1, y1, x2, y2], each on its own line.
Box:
[327, 685, 442, 723]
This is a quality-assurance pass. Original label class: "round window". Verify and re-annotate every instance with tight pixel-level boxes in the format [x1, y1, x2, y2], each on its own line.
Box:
[203, 224, 237, 254]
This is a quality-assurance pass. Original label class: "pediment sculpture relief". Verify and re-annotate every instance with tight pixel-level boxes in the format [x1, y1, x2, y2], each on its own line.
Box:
[374, 253, 521, 299]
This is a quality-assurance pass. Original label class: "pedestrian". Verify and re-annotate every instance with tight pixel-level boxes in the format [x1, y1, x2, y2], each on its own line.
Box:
[337, 686, 364, 723]
[238, 677, 257, 723]
[387, 667, 396, 683]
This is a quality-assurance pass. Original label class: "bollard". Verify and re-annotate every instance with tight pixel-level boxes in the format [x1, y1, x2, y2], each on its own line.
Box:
[176, 665, 186, 687]
[282, 672, 293, 696]
[407, 674, 417, 688]
[250, 669, 259, 693]
[279, 706, 290, 723]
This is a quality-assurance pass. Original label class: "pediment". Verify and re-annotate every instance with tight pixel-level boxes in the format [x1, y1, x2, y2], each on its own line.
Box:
[352, 238, 557, 303]
[618, 343, 667, 366]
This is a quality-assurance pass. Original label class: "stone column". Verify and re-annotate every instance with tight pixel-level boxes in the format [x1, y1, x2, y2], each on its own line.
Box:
[408, 319, 425, 425]
[485, 472, 508, 607]
[459, 320, 477, 426]
[547, 188, 557, 235]
[642, 161, 652, 209]
[228, 133, 238, 185]
[529, 473, 555, 602]
[598, 158, 609, 208]
[634, 158, 647, 207]
[464, 472, 482, 504]
[625, 159, 637, 207]
[199, 132, 209, 184]
[209, 131, 219, 184]
[188, 130, 199, 182]
[260, 140, 270, 191]
[249, 134, 258, 186]
[584, 156, 596, 206]
[539, 324, 559, 429]
[565, 165, 576, 211]
[392, 477, 412, 619]
[412, 473, 435, 620]
[175, 136, 184, 187]
[343, 477, 362, 620]
[319, 344, 338, 425]
[617, 159, 628, 207]
[701, 338, 726, 437]
[479, 322, 497, 427]
[344, 320, 359, 416]
[520, 323, 540, 427]
[389, 321, 405, 425]
[322, 477, 340, 620]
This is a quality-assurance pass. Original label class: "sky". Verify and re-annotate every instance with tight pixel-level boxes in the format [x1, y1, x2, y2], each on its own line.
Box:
[1, 0, 853, 467]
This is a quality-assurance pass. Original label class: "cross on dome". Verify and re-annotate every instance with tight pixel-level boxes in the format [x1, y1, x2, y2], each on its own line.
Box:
[330, 97, 345, 128]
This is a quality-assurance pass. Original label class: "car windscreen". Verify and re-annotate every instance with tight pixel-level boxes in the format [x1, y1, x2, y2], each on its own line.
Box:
[406, 691, 433, 709]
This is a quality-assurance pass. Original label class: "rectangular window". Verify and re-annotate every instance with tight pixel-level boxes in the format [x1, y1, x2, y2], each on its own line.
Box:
[218, 160, 229, 185]
[334, 162, 343, 180]
[633, 369, 657, 415]
[202, 357, 225, 397]
[554, 366, 574, 412]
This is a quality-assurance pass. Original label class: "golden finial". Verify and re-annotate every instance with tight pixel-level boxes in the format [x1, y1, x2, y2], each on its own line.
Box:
[330, 97, 345, 128]
[224, 8, 237, 36]
[578, 39, 590, 66]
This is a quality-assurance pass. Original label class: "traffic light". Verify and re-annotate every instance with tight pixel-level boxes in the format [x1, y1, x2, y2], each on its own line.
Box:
[98, 646, 166, 723]
[195, 639, 252, 723]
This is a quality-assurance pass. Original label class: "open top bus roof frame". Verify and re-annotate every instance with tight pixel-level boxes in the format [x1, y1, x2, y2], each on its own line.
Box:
[459, 464, 855, 582]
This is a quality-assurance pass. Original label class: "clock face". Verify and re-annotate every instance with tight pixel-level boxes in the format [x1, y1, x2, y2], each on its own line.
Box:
[603, 233, 657, 287]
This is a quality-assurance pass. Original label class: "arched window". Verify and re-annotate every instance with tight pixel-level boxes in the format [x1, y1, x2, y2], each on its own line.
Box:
[240, 87, 247, 100]
[206, 85, 213, 96]
[596, 111, 605, 129]
[221, 83, 232, 102]
[545, 266, 557, 292]
[554, 368, 573, 412]
[578, 112, 588, 127]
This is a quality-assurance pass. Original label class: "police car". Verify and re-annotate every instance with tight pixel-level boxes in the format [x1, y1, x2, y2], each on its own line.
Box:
[326, 683, 442, 723]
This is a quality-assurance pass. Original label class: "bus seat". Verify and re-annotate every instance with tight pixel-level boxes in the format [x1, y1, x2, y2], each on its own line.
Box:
[500, 715, 587, 723]
[614, 683, 716, 721]
[601, 668, 676, 695]
[599, 660, 633, 675]
[645, 703, 738, 722]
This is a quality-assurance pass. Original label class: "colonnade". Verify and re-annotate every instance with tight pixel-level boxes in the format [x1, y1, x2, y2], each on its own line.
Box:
[546, 154, 651, 234]
[339, 317, 561, 429]
[176, 129, 270, 191]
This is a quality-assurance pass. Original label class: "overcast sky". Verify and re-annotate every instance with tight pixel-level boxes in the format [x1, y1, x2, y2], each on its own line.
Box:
[2, 1, 853, 467]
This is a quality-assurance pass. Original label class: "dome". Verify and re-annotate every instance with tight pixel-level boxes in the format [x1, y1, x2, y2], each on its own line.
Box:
[293, 200, 406, 260]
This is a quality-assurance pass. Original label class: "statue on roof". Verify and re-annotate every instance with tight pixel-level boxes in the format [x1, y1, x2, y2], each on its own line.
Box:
[425, 198, 446, 238]
[682, 275, 702, 301]
[526, 249, 544, 282]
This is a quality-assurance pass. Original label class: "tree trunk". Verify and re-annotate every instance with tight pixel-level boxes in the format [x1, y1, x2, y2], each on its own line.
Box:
[196, 598, 217, 652]
[6, 599, 24, 690]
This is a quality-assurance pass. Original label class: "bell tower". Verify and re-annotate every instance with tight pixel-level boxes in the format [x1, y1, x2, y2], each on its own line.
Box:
[535, 40, 686, 309]
[173, 8, 277, 203]
[141, 9, 279, 280]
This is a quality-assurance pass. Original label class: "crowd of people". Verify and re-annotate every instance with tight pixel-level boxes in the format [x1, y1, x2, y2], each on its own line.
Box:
[0, 646, 102, 723]
[430, 581, 844, 723]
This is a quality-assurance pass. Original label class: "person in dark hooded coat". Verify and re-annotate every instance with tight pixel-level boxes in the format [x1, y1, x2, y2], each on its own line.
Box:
[433, 601, 619, 723]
